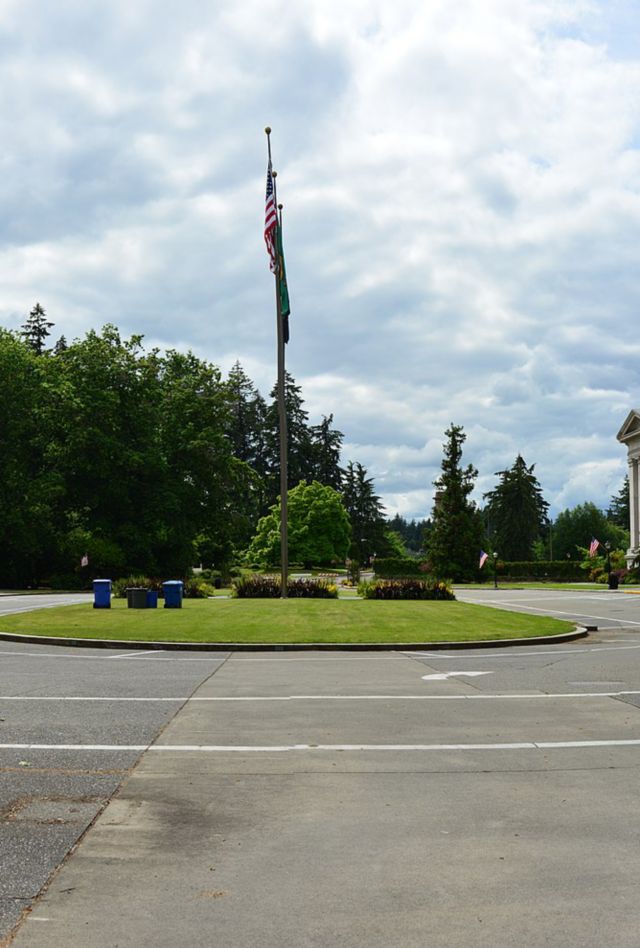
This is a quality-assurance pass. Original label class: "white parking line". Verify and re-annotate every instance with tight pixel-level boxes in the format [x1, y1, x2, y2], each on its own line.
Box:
[2, 739, 640, 752]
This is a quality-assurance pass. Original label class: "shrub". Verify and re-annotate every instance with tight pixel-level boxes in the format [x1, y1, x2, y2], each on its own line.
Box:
[358, 579, 455, 600]
[112, 576, 163, 598]
[183, 578, 216, 598]
[374, 557, 429, 578]
[232, 576, 338, 599]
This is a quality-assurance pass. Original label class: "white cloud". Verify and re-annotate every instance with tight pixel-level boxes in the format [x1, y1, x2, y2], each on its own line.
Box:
[1, 0, 639, 519]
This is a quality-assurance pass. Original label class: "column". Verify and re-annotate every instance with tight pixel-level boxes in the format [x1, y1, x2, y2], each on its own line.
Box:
[629, 456, 639, 553]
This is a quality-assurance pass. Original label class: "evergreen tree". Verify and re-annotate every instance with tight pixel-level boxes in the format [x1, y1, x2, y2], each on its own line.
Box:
[607, 476, 630, 529]
[21, 303, 54, 355]
[308, 414, 344, 490]
[53, 335, 68, 355]
[483, 455, 549, 560]
[342, 461, 387, 565]
[224, 362, 267, 468]
[425, 424, 484, 580]
[387, 514, 429, 554]
[265, 372, 313, 503]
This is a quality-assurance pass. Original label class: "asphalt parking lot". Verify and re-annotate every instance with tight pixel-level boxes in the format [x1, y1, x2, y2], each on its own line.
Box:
[2, 590, 640, 946]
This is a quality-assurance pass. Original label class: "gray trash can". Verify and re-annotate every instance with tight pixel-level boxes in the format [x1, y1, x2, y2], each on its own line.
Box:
[162, 580, 183, 609]
[93, 579, 112, 609]
[126, 587, 148, 609]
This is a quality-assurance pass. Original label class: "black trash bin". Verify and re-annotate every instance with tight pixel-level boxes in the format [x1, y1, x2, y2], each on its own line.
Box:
[608, 572, 619, 590]
[126, 587, 148, 609]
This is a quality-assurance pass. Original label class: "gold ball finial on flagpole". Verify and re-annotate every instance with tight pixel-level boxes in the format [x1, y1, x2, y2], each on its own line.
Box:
[265, 126, 271, 135]
[272, 170, 277, 178]
[278, 203, 283, 210]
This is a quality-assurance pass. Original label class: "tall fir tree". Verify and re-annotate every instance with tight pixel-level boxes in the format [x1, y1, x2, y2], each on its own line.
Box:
[308, 414, 344, 491]
[342, 461, 387, 565]
[607, 476, 630, 529]
[265, 371, 313, 504]
[425, 423, 484, 580]
[21, 303, 54, 355]
[483, 455, 549, 560]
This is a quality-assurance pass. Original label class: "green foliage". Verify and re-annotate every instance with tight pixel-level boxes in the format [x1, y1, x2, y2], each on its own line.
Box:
[577, 546, 627, 583]
[374, 557, 430, 578]
[425, 424, 485, 581]
[21, 302, 54, 355]
[357, 579, 455, 600]
[246, 480, 351, 568]
[483, 455, 549, 560]
[232, 575, 338, 598]
[183, 578, 216, 598]
[607, 477, 630, 528]
[342, 461, 387, 565]
[112, 576, 163, 598]
[552, 502, 629, 559]
[386, 514, 429, 554]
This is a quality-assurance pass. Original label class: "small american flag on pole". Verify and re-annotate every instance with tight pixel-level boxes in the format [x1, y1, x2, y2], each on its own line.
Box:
[479, 550, 488, 569]
[589, 537, 600, 557]
[264, 161, 277, 273]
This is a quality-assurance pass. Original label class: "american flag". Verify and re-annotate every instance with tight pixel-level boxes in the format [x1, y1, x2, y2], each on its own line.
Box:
[589, 537, 600, 557]
[264, 162, 277, 273]
[479, 550, 488, 569]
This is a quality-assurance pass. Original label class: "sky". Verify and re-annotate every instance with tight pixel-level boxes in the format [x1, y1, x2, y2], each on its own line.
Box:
[1, 0, 639, 521]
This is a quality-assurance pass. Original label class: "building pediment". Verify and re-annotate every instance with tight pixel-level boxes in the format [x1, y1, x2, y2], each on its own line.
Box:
[617, 410, 640, 445]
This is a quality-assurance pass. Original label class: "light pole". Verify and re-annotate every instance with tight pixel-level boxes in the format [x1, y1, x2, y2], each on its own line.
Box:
[493, 551, 498, 590]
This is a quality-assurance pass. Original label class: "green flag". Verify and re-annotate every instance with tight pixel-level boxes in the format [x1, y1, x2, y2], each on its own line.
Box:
[276, 223, 290, 344]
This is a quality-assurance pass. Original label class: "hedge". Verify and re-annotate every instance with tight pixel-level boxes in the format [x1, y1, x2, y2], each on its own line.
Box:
[374, 557, 429, 578]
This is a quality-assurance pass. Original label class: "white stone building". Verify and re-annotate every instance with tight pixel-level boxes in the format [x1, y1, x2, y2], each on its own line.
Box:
[616, 410, 640, 567]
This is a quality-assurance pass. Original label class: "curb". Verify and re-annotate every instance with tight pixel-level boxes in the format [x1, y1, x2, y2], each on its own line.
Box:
[0, 628, 589, 652]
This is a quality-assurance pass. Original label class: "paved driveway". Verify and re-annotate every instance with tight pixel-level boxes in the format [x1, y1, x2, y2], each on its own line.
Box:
[4, 628, 640, 947]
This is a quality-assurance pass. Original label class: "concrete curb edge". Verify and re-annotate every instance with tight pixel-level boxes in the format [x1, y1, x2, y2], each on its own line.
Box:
[0, 627, 589, 651]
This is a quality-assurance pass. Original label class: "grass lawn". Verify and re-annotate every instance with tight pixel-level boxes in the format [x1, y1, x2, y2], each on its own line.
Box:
[0, 597, 574, 644]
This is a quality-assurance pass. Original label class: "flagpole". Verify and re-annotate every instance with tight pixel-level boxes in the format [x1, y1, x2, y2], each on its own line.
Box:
[265, 127, 288, 598]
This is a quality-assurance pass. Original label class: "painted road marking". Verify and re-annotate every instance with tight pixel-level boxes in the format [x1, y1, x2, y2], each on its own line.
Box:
[421, 671, 492, 681]
[0, 690, 638, 701]
[2, 739, 640, 752]
[460, 598, 640, 627]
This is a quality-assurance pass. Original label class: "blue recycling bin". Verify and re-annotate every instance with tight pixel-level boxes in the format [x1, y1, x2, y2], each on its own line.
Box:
[162, 580, 183, 609]
[93, 579, 112, 609]
[146, 589, 158, 609]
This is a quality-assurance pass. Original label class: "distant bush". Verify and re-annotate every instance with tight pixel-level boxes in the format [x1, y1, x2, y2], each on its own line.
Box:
[358, 579, 455, 600]
[233, 576, 338, 599]
[374, 557, 430, 578]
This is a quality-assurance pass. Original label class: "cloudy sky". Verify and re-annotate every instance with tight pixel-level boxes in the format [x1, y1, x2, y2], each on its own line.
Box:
[2, 0, 639, 520]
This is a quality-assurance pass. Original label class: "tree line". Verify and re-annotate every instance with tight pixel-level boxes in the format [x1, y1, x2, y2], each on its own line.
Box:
[422, 423, 630, 580]
[2, 305, 631, 586]
[1, 306, 396, 586]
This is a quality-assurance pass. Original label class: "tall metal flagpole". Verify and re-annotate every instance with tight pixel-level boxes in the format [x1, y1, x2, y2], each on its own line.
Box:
[265, 127, 288, 598]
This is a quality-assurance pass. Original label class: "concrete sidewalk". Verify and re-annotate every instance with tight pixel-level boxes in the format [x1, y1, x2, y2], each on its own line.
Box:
[9, 649, 640, 947]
